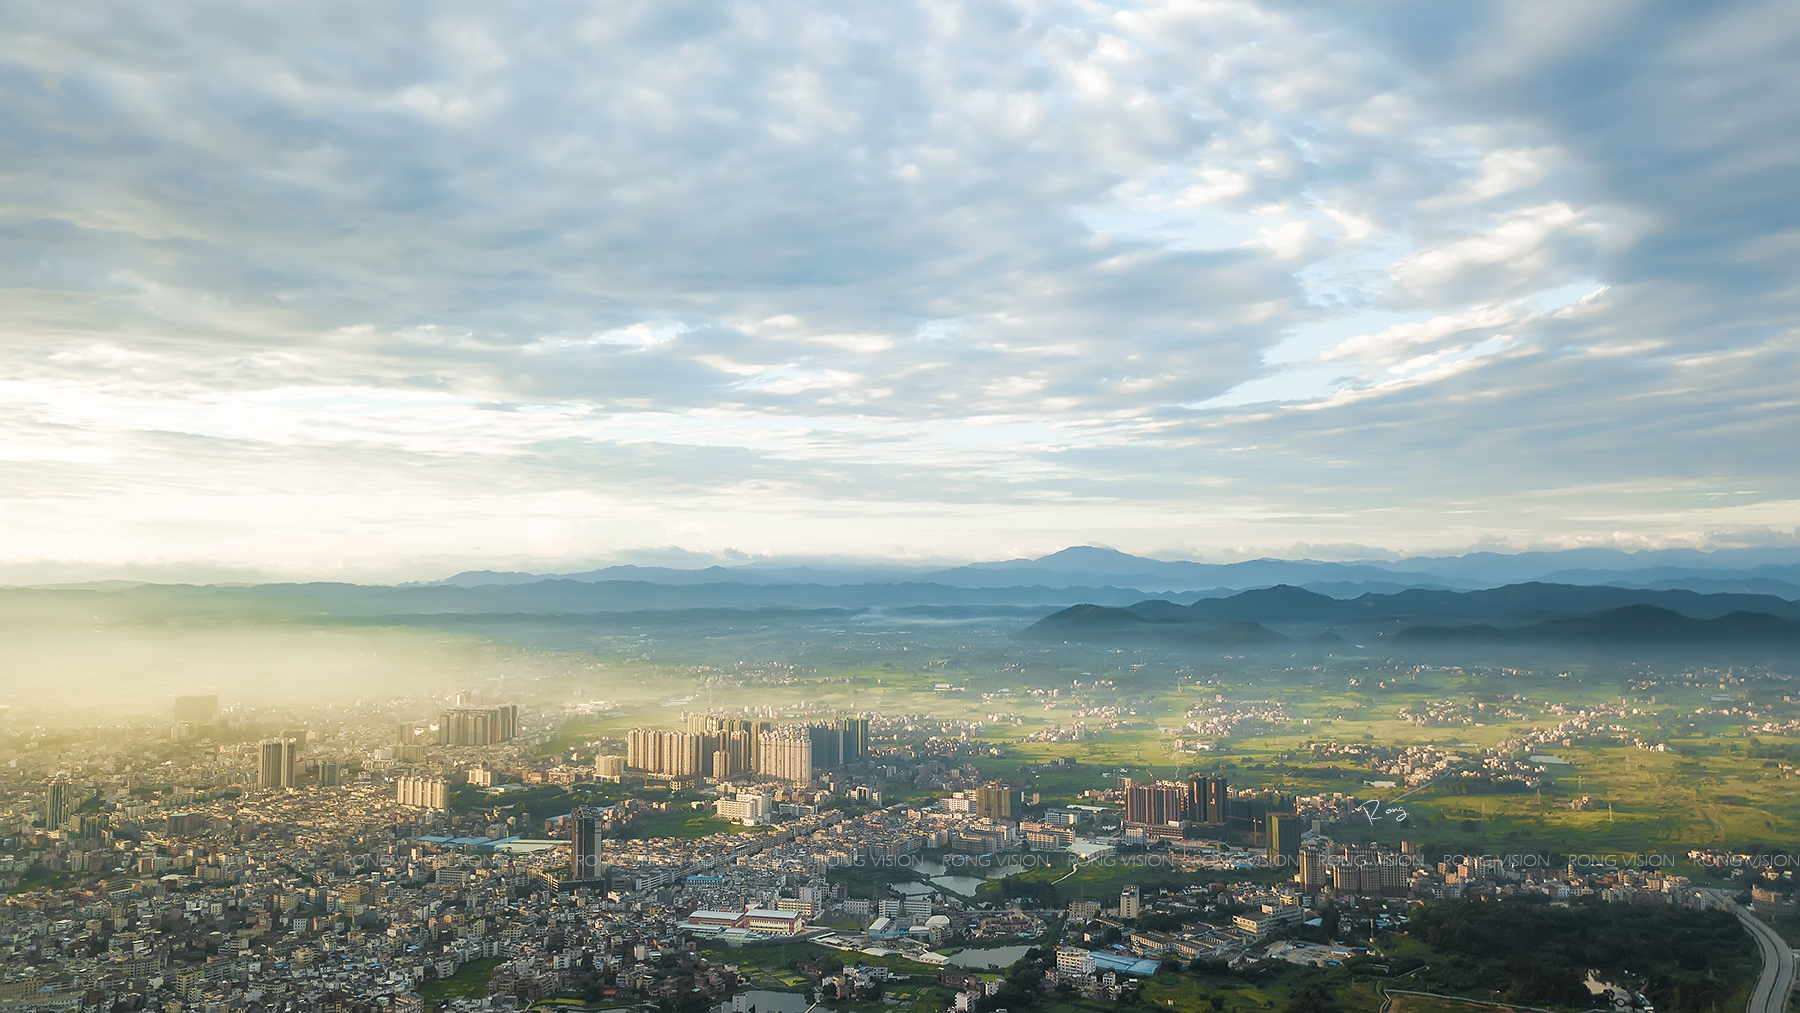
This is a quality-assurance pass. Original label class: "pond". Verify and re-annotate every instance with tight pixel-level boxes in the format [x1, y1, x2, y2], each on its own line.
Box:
[929, 875, 987, 896]
[944, 945, 1032, 969]
[919, 857, 1043, 880]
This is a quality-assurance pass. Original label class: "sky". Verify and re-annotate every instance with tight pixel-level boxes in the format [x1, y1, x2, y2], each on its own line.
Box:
[1, 0, 1797, 582]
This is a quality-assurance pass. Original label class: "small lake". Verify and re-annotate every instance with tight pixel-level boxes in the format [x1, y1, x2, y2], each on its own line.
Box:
[916, 858, 1040, 880]
[930, 876, 986, 896]
[944, 946, 1032, 969]
[891, 881, 937, 895]
[1530, 754, 1570, 764]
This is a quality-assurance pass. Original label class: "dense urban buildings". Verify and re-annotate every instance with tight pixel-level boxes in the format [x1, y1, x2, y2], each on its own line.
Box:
[0, 678, 1785, 1013]
[1188, 774, 1228, 825]
[438, 704, 520, 746]
[626, 728, 706, 777]
[974, 783, 1021, 821]
[626, 717, 870, 783]
[1123, 780, 1187, 827]
[395, 775, 449, 810]
[757, 728, 814, 783]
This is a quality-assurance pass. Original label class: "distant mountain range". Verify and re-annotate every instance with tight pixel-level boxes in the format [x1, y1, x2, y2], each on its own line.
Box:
[1394, 604, 1800, 644]
[0, 578, 1201, 623]
[433, 545, 1800, 598]
[1026, 582, 1800, 647]
[4, 555, 1797, 650]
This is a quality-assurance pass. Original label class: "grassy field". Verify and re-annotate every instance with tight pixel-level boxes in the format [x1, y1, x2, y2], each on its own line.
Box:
[1385, 996, 1538, 1013]
[421, 957, 504, 1002]
[946, 663, 1800, 854]
[621, 808, 770, 839]
[1138, 969, 1387, 1013]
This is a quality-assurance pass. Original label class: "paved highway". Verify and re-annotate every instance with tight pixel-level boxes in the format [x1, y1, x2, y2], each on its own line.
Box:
[1707, 891, 1795, 1013]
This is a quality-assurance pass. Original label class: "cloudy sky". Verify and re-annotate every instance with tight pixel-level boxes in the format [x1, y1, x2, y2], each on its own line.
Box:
[1, 0, 1796, 581]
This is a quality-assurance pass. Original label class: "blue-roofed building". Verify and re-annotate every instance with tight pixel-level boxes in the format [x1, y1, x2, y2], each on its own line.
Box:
[1091, 952, 1163, 976]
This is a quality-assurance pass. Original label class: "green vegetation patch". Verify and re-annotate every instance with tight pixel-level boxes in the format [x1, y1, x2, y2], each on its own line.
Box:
[422, 957, 504, 1001]
[1400, 898, 1758, 1013]
[620, 809, 768, 839]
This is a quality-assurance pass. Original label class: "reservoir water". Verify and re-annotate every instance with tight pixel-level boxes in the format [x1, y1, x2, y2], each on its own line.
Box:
[944, 945, 1032, 969]
[930, 875, 987, 895]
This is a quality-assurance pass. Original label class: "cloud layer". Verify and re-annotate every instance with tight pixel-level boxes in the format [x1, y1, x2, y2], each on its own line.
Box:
[0, 0, 1796, 578]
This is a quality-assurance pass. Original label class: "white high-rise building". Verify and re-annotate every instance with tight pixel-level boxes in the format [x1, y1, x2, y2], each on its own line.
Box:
[1119, 884, 1141, 919]
[396, 776, 448, 810]
[438, 704, 518, 746]
[1056, 946, 1096, 977]
[715, 793, 770, 825]
[756, 729, 813, 783]
[626, 729, 703, 775]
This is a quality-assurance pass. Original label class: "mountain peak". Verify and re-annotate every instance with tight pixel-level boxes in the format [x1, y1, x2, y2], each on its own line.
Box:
[1034, 545, 1149, 565]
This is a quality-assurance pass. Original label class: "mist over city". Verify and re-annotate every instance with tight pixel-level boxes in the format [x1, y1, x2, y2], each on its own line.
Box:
[1, 6, 1797, 1013]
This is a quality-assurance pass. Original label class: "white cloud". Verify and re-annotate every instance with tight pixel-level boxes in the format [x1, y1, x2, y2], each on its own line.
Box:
[1318, 303, 1518, 365]
[588, 321, 691, 348]
[1393, 203, 1586, 292]
[1469, 148, 1549, 199]
[0, 0, 1793, 574]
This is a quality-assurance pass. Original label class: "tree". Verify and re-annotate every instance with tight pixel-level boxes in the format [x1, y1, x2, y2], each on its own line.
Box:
[1284, 984, 1337, 1013]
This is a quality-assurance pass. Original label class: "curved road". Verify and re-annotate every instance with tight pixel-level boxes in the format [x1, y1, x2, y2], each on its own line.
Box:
[1709, 890, 1795, 1013]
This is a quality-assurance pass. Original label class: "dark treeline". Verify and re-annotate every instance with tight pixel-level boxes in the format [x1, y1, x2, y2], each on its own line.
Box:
[1408, 897, 1756, 1012]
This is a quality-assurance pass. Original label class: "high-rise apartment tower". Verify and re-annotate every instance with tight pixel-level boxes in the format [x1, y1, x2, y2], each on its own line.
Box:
[258, 739, 298, 789]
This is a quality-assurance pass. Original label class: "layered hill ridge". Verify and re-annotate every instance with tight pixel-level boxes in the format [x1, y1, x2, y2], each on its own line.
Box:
[1397, 604, 1800, 644]
[428, 544, 1800, 598]
[1028, 583, 1800, 646]
[1071, 582, 1800, 624]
